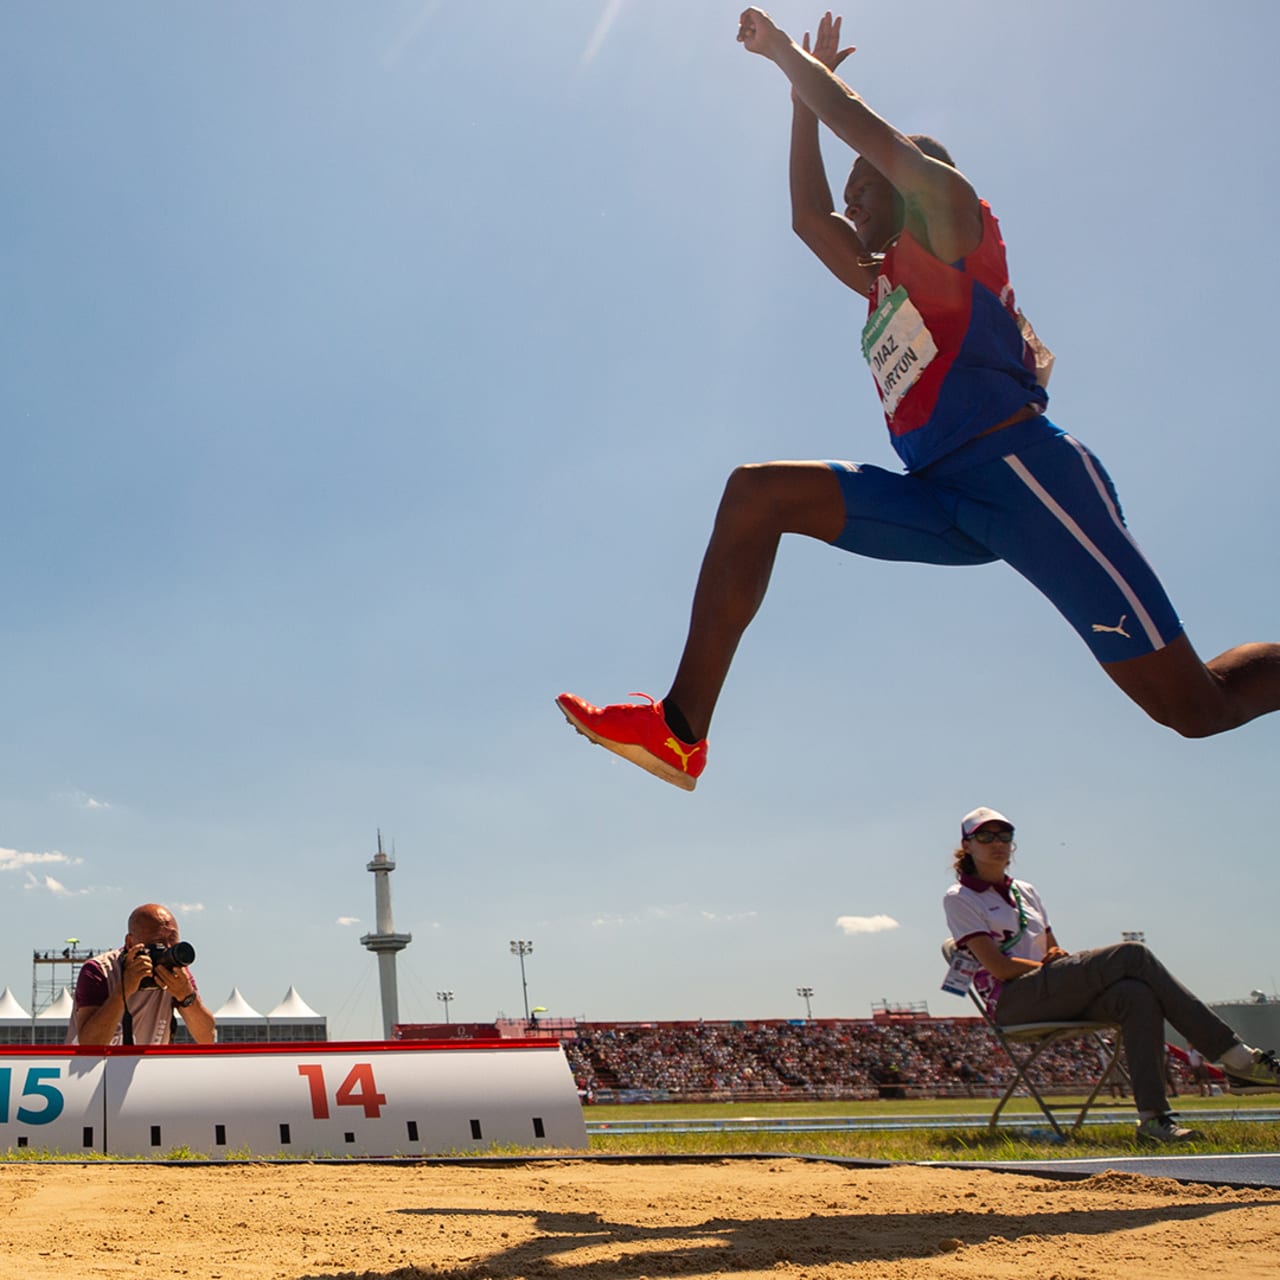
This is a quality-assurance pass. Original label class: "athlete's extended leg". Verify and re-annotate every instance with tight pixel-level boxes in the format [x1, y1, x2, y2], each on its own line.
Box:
[1102, 634, 1280, 738]
[664, 462, 846, 741]
[557, 457, 993, 789]
[556, 462, 846, 789]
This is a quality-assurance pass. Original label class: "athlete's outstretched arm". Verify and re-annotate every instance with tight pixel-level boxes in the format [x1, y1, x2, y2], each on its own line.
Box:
[740, 7, 982, 263]
[788, 14, 875, 294]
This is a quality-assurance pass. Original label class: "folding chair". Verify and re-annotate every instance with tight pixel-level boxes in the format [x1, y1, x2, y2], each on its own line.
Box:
[941, 939, 1128, 1139]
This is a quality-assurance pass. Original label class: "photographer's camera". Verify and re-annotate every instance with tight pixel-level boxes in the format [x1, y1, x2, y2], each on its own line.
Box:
[138, 940, 196, 989]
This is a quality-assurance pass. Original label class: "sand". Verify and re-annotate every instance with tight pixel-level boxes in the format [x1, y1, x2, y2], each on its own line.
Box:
[2, 1157, 1278, 1279]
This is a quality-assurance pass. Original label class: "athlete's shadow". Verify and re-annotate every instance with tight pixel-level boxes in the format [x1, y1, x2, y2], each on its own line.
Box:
[294, 1195, 1275, 1279]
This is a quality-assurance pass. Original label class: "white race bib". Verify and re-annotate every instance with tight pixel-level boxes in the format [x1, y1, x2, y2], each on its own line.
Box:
[941, 946, 981, 997]
[861, 286, 938, 414]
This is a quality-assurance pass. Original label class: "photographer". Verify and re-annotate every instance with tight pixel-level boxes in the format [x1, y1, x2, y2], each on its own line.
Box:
[67, 903, 215, 1046]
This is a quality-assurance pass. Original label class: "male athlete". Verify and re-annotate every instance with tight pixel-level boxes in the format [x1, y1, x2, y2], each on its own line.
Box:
[556, 8, 1280, 791]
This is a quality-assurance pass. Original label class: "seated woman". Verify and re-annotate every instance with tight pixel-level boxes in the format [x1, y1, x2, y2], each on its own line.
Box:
[943, 807, 1280, 1143]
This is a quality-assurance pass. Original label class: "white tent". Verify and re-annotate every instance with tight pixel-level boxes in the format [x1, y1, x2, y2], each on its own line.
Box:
[209, 987, 266, 1043]
[36, 987, 74, 1020]
[265, 986, 326, 1042]
[0, 986, 31, 1022]
[213, 987, 265, 1021]
[267, 986, 319, 1020]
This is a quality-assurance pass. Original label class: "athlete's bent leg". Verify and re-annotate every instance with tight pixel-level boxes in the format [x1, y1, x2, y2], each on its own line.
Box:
[1103, 634, 1280, 738]
[950, 428, 1280, 739]
[664, 462, 846, 741]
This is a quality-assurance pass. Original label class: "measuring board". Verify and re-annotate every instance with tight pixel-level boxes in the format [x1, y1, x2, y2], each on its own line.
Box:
[0, 1039, 587, 1157]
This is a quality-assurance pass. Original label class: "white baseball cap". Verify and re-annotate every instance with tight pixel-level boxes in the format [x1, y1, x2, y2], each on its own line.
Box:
[961, 807, 1013, 839]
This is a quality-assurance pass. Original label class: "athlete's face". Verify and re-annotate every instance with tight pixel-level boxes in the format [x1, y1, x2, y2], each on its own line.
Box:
[844, 159, 902, 254]
[964, 824, 1015, 883]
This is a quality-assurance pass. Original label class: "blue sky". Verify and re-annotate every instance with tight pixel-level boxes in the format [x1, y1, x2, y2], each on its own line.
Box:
[3, 2, 1277, 1040]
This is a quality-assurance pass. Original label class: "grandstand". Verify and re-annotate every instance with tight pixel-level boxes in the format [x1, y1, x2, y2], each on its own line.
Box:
[396, 1014, 1202, 1105]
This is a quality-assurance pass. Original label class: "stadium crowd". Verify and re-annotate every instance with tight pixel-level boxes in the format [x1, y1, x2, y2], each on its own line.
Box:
[560, 1018, 1188, 1102]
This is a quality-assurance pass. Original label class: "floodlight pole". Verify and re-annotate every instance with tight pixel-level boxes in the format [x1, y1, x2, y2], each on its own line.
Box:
[796, 986, 814, 1020]
[510, 940, 533, 1023]
[436, 990, 454, 1024]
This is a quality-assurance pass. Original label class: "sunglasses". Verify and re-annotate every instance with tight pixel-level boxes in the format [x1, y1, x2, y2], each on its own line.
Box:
[968, 829, 1015, 844]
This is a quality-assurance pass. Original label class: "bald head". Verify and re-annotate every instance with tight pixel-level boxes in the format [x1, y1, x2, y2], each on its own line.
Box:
[126, 903, 179, 947]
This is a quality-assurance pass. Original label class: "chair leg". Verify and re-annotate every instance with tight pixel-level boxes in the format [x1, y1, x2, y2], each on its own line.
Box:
[989, 1073, 1022, 1132]
[996, 1037, 1068, 1140]
[969, 992, 1120, 1141]
[1067, 1034, 1124, 1136]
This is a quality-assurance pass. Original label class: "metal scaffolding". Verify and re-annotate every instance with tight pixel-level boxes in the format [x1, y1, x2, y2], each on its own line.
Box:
[31, 942, 101, 1020]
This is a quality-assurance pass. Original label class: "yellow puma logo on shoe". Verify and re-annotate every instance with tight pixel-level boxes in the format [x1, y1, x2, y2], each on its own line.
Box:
[556, 691, 707, 791]
[664, 737, 703, 773]
[1090, 614, 1131, 639]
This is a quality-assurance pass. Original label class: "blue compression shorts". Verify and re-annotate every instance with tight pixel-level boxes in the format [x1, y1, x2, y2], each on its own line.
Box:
[826, 416, 1183, 664]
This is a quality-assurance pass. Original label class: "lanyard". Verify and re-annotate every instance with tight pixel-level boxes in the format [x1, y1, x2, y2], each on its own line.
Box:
[997, 882, 1029, 955]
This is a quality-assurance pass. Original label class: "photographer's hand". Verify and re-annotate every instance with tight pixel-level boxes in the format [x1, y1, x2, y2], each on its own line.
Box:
[121, 944, 152, 998]
[155, 964, 195, 1003]
[167, 972, 217, 1044]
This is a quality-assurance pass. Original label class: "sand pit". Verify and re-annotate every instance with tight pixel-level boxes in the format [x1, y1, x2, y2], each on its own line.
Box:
[2, 1157, 1279, 1279]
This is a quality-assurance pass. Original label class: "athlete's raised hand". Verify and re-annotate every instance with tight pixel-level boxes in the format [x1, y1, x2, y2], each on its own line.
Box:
[803, 11, 855, 73]
[794, 11, 855, 106]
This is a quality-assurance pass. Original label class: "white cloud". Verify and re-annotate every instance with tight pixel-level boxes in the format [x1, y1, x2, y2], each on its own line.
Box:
[25, 872, 90, 897]
[592, 903, 688, 928]
[2, 847, 82, 873]
[592, 903, 757, 929]
[172, 902, 204, 915]
[336, 916, 361, 927]
[699, 909, 758, 924]
[56, 788, 113, 811]
[836, 914, 900, 936]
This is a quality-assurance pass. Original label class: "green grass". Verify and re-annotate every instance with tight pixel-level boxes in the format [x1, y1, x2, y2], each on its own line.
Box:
[4, 1097, 1275, 1165]
[585, 1094, 1270, 1121]
[580, 1095, 1280, 1163]
[0, 1148, 121, 1163]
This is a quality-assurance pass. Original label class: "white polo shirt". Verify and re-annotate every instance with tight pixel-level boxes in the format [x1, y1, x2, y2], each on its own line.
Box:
[943, 874, 1051, 1006]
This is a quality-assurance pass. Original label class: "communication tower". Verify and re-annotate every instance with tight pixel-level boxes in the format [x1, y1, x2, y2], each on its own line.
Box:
[359, 830, 412, 1039]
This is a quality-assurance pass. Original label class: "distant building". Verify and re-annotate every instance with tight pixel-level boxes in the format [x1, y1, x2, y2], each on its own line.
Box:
[0, 987, 32, 1045]
[0, 979, 326, 1045]
[1207, 998, 1280, 1050]
[396, 1021, 502, 1041]
[202, 987, 328, 1043]
[208, 988, 268, 1043]
[265, 986, 326, 1042]
[1164, 997, 1280, 1055]
[34, 987, 74, 1044]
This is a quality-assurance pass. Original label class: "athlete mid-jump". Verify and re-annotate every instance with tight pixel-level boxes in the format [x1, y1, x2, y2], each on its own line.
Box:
[557, 8, 1280, 790]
